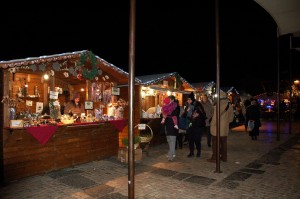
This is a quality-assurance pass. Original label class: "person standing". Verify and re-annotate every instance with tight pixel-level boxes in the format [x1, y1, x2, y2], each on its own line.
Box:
[200, 94, 214, 147]
[177, 101, 190, 149]
[207, 91, 234, 163]
[242, 99, 251, 132]
[161, 95, 180, 161]
[246, 99, 261, 140]
[181, 92, 197, 145]
[64, 92, 85, 116]
[187, 107, 206, 158]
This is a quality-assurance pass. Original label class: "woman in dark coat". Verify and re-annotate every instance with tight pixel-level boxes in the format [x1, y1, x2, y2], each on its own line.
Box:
[246, 99, 261, 140]
[187, 107, 206, 157]
[162, 95, 180, 161]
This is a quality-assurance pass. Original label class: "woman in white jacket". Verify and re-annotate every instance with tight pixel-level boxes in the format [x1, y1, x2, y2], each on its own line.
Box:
[207, 91, 234, 163]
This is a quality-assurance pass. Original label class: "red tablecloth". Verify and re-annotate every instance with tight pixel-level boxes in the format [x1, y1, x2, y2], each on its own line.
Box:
[25, 119, 127, 145]
[108, 119, 127, 131]
[25, 125, 58, 145]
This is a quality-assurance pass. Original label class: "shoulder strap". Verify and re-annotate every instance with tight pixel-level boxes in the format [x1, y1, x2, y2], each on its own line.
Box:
[225, 102, 230, 111]
[221, 102, 230, 116]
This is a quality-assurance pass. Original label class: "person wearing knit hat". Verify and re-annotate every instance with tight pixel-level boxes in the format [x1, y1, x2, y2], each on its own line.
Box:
[64, 91, 85, 116]
[185, 92, 196, 119]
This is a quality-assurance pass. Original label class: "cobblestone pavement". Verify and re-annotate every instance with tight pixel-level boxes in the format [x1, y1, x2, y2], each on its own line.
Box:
[1, 121, 300, 199]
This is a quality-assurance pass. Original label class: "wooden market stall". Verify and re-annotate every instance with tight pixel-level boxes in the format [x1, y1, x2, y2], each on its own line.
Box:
[132, 72, 197, 146]
[0, 50, 136, 183]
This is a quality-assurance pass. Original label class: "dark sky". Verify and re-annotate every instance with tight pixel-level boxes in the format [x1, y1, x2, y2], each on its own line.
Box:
[0, 1, 280, 96]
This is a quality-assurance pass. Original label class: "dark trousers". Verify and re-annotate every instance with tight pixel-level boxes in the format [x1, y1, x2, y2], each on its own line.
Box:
[249, 125, 259, 138]
[211, 135, 227, 161]
[176, 133, 183, 149]
[188, 133, 202, 155]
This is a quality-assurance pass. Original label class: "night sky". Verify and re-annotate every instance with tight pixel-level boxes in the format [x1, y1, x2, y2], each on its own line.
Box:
[0, 1, 281, 96]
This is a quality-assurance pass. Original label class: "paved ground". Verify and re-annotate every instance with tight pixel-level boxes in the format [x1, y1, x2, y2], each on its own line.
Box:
[1, 120, 300, 199]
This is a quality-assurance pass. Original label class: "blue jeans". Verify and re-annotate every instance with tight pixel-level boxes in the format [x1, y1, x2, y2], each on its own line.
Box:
[166, 135, 177, 158]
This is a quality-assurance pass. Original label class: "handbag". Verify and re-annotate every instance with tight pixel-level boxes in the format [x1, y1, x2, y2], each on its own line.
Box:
[247, 120, 255, 131]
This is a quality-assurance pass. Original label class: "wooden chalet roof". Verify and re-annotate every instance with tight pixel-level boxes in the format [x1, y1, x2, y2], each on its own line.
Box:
[191, 81, 215, 93]
[0, 50, 133, 85]
[136, 72, 196, 93]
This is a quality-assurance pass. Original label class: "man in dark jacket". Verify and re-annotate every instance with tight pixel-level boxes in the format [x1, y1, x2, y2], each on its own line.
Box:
[246, 99, 261, 140]
[187, 108, 206, 158]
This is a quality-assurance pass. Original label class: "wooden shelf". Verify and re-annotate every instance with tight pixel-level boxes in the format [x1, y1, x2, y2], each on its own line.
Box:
[19, 96, 39, 99]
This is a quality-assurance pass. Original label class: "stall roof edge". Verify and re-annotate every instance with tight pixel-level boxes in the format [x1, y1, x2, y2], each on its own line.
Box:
[136, 72, 196, 90]
[0, 50, 88, 68]
[0, 50, 134, 85]
[191, 81, 215, 92]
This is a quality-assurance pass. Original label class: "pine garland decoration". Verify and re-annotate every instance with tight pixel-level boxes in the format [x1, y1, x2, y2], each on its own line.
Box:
[78, 51, 99, 81]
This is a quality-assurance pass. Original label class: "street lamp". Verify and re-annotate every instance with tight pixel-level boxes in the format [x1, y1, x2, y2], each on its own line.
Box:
[293, 79, 300, 97]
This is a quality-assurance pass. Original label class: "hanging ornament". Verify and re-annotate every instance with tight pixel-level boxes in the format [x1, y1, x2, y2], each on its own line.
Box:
[39, 63, 46, 71]
[68, 67, 76, 76]
[52, 62, 61, 71]
[29, 65, 37, 71]
[8, 68, 16, 73]
[63, 72, 69, 78]
[77, 73, 83, 80]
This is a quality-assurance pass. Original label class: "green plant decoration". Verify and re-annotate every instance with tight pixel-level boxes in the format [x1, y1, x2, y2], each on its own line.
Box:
[49, 99, 60, 119]
[78, 51, 99, 81]
[122, 136, 141, 146]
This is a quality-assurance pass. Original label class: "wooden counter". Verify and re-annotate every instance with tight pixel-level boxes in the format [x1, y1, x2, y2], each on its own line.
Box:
[3, 121, 120, 183]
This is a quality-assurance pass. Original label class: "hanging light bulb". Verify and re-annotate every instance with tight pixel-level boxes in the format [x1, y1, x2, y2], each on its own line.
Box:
[44, 73, 49, 80]
[24, 82, 28, 97]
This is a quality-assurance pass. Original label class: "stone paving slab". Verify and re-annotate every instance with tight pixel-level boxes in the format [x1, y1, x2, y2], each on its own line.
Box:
[1, 121, 300, 198]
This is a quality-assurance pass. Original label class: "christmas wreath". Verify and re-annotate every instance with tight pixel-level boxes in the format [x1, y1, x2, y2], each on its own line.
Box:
[77, 51, 99, 81]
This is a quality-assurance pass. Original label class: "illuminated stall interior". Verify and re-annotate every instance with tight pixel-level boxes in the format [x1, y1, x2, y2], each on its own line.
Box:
[255, 92, 290, 112]
[136, 72, 196, 118]
[0, 50, 131, 125]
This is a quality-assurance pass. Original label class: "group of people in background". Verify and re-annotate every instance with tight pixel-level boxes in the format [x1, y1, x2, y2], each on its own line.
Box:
[160, 91, 235, 162]
[160, 91, 263, 162]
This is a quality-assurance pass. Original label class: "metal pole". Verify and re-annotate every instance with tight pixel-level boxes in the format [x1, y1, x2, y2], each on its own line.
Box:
[276, 28, 280, 141]
[289, 35, 292, 134]
[128, 0, 136, 198]
[215, 0, 221, 173]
